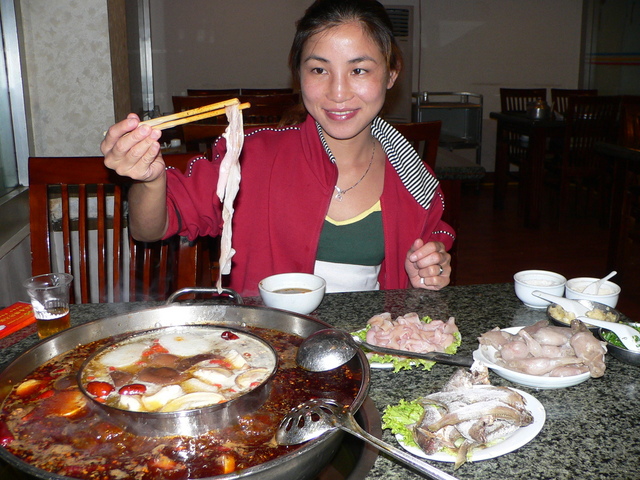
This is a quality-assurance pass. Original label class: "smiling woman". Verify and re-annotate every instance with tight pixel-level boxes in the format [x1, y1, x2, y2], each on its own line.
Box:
[102, 0, 455, 297]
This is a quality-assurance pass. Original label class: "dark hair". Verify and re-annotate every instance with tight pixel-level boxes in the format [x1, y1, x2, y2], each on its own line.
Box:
[288, 0, 403, 87]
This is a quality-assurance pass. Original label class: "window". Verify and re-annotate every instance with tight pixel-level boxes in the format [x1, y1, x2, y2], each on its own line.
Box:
[0, 0, 29, 198]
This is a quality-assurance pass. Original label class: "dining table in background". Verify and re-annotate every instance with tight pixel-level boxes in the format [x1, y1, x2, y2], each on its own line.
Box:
[490, 111, 565, 228]
[1, 284, 639, 480]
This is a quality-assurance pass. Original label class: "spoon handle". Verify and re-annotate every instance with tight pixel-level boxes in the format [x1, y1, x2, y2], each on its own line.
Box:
[576, 317, 640, 351]
[339, 421, 460, 480]
[356, 338, 473, 367]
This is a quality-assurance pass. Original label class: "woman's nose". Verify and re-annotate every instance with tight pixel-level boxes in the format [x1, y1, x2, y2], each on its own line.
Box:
[327, 74, 352, 103]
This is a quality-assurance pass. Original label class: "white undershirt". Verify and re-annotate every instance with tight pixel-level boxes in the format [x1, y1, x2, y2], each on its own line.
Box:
[313, 261, 381, 293]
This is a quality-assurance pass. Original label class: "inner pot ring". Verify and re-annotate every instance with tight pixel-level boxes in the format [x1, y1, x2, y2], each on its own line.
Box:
[77, 324, 278, 437]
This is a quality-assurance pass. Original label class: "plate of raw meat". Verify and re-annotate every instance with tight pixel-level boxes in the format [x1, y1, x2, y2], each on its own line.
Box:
[383, 366, 545, 469]
[396, 388, 545, 465]
[473, 320, 606, 389]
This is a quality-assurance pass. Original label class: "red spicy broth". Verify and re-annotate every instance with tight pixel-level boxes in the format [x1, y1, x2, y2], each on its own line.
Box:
[0, 326, 362, 480]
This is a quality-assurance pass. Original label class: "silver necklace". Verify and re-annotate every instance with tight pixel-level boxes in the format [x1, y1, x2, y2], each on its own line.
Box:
[334, 139, 376, 201]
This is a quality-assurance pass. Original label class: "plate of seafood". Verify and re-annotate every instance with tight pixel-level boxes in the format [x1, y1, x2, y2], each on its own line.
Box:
[473, 320, 606, 389]
[352, 312, 461, 372]
[383, 366, 545, 468]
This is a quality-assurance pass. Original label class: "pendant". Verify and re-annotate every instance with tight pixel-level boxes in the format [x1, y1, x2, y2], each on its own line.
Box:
[334, 186, 344, 201]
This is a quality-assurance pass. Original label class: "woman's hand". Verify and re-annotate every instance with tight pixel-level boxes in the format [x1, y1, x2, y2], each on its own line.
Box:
[101, 114, 170, 242]
[101, 113, 166, 182]
[405, 239, 451, 290]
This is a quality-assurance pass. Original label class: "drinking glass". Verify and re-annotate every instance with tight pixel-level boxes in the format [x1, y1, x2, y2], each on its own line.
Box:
[23, 273, 73, 339]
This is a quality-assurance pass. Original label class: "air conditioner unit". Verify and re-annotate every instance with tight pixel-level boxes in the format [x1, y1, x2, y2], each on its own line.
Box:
[383, 2, 419, 123]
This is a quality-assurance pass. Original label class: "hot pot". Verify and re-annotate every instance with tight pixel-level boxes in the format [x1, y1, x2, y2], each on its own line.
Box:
[0, 289, 371, 480]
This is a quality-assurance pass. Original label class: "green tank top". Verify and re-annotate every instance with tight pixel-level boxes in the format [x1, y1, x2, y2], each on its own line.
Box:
[316, 201, 384, 266]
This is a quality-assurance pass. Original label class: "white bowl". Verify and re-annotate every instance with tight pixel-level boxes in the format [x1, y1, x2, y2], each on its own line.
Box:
[473, 327, 591, 389]
[565, 277, 620, 308]
[258, 273, 326, 315]
[513, 270, 567, 309]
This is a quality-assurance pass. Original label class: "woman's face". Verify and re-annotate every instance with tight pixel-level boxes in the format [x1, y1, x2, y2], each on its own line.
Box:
[300, 22, 398, 143]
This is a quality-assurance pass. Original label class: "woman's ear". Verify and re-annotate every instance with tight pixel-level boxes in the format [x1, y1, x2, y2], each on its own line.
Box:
[387, 69, 399, 89]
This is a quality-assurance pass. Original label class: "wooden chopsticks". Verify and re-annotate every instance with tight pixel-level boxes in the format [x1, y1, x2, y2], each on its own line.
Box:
[140, 98, 250, 130]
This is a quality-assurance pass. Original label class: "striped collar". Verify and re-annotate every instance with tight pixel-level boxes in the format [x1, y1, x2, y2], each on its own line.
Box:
[315, 117, 439, 209]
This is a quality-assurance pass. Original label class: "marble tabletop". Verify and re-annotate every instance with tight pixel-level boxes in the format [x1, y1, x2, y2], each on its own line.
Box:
[1, 283, 639, 480]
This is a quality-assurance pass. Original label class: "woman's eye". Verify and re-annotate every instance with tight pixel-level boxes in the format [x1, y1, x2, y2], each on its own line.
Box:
[353, 68, 367, 75]
[310, 67, 326, 75]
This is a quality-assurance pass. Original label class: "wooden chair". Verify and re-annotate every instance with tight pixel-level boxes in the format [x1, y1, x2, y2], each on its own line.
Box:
[186, 88, 241, 96]
[550, 88, 598, 117]
[186, 88, 293, 96]
[497, 88, 548, 213]
[500, 88, 547, 113]
[240, 88, 294, 95]
[394, 121, 459, 284]
[394, 121, 442, 169]
[550, 95, 621, 217]
[182, 123, 278, 153]
[172, 93, 300, 117]
[182, 124, 229, 152]
[28, 154, 215, 303]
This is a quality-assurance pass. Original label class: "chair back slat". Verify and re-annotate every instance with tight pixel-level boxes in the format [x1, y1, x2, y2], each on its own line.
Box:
[95, 184, 107, 302]
[77, 184, 90, 303]
[59, 185, 75, 302]
[112, 184, 125, 302]
[500, 88, 547, 113]
[550, 88, 598, 116]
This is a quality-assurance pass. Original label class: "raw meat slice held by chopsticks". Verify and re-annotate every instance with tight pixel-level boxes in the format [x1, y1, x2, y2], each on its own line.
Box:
[215, 103, 244, 292]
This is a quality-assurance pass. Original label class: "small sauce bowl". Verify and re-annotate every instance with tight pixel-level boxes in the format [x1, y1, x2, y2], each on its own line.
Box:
[259, 273, 326, 315]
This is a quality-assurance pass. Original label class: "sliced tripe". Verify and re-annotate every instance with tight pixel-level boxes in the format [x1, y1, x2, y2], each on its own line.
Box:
[216, 103, 244, 292]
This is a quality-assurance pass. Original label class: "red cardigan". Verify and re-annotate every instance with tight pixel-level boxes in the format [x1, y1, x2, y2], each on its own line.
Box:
[165, 115, 455, 296]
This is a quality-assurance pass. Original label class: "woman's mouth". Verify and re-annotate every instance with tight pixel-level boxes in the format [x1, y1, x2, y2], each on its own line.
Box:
[325, 109, 358, 121]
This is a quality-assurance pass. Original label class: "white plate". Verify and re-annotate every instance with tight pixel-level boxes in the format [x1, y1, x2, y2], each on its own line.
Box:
[369, 361, 413, 370]
[396, 388, 546, 462]
[472, 326, 591, 389]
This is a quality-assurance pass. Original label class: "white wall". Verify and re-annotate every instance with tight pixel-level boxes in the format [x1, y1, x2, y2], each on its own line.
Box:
[419, 0, 583, 114]
[151, 0, 306, 114]
[148, 0, 583, 170]
[418, 0, 583, 171]
[19, 0, 115, 156]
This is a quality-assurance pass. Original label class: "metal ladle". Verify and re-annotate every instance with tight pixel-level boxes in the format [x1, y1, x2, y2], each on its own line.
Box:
[296, 328, 473, 372]
[276, 398, 460, 480]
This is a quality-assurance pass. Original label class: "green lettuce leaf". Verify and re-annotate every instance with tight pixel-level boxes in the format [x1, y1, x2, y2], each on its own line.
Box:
[352, 316, 462, 372]
[381, 399, 423, 448]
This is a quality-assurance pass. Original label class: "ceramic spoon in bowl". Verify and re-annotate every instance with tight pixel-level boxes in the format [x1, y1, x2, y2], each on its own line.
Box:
[582, 271, 617, 295]
[576, 317, 640, 352]
[531, 291, 593, 316]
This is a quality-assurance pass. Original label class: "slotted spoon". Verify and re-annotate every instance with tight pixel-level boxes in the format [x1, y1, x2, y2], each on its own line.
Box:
[276, 398, 460, 480]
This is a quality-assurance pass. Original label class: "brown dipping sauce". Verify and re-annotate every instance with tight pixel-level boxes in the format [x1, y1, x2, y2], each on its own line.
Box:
[273, 288, 312, 294]
[0, 326, 362, 480]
